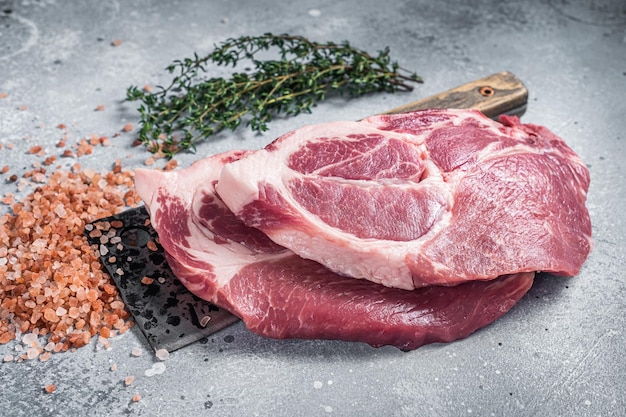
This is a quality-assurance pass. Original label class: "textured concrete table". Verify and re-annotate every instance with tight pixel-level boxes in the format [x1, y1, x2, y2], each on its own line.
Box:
[1, 1, 625, 416]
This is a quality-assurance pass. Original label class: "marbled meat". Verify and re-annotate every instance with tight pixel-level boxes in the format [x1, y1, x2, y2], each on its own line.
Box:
[134, 150, 534, 350]
[218, 109, 592, 290]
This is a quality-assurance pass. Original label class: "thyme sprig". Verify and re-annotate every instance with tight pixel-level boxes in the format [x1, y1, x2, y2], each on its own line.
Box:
[126, 33, 422, 156]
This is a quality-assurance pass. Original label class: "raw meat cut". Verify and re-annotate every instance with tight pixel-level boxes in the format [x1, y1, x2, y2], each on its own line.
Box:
[134, 151, 534, 350]
[218, 109, 592, 290]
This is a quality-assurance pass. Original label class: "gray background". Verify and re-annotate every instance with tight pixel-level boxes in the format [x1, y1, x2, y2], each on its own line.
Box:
[1, 0, 625, 416]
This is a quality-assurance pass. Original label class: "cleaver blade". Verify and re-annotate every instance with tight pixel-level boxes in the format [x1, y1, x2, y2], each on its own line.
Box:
[85, 206, 239, 353]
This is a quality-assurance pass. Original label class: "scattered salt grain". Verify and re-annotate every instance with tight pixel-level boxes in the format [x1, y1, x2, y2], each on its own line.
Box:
[155, 348, 169, 361]
[144, 362, 166, 377]
[110, 301, 125, 310]
[22, 333, 39, 346]
[53, 203, 67, 218]
[141, 276, 154, 285]
[27, 347, 40, 360]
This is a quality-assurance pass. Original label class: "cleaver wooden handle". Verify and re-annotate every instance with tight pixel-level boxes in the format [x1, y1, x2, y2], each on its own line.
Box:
[381, 71, 528, 118]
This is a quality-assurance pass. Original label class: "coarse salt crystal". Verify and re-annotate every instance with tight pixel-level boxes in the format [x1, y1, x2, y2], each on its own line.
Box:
[144, 362, 166, 377]
[110, 301, 125, 310]
[27, 347, 40, 360]
[22, 333, 38, 346]
[131, 347, 142, 357]
[140, 277, 154, 285]
[54, 204, 67, 218]
[68, 307, 80, 319]
[155, 348, 169, 361]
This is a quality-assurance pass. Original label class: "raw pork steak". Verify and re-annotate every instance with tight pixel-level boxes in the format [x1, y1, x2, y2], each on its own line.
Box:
[218, 109, 592, 290]
[134, 151, 534, 350]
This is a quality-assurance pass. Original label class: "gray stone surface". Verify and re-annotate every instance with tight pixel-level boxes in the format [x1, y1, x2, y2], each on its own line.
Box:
[1, 0, 625, 416]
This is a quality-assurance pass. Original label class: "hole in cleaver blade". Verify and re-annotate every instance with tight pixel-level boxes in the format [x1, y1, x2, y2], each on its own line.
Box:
[85, 206, 239, 353]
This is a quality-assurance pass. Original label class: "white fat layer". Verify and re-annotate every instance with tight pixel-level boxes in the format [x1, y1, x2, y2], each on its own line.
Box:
[140, 151, 294, 293]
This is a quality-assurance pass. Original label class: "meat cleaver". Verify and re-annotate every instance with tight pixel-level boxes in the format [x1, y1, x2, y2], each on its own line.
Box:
[86, 71, 528, 353]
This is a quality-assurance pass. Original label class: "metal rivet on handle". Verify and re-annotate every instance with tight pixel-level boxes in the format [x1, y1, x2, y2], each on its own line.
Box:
[479, 86, 495, 97]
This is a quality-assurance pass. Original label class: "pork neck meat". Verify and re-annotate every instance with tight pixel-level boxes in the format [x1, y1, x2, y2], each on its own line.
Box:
[218, 109, 592, 290]
[134, 151, 534, 350]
